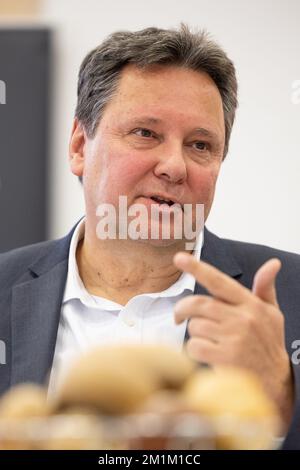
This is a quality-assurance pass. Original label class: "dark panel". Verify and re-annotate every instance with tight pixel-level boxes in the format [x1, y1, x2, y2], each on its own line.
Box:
[0, 28, 50, 252]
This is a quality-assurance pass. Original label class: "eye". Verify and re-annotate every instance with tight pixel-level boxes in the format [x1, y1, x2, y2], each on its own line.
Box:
[193, 141, 208, 151]
[133, 128, 155, 138]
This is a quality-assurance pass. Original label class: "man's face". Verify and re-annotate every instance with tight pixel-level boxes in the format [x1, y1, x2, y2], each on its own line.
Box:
[71, 64, 225, 246]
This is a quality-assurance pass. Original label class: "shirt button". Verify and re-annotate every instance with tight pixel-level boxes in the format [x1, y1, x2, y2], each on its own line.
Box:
[123, 317, 136, 327]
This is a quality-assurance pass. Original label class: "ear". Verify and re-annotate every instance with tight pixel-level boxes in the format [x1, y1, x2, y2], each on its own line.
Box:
[69, 118, 86, 177]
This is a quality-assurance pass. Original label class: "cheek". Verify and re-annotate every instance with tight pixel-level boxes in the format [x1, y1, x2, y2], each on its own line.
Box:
[117, 156, 150, 184]
[189, 165, 220, 208]
[90, 141, 152, 198]
[109, 154, 151, 195]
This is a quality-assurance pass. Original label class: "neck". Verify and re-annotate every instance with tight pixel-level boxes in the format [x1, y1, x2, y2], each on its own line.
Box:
[76, 223, 190, 305]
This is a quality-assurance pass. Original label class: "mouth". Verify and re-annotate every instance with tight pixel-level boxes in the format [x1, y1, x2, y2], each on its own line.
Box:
[149, 195, 176, 207]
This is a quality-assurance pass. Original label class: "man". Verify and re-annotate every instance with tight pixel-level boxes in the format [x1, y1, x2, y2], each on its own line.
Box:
[0, 25, 299, 449]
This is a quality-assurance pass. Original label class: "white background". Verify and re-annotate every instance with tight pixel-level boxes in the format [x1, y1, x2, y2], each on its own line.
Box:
[40, 0, 300, 253]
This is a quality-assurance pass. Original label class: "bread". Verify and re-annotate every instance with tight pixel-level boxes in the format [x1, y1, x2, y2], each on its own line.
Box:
[184, 366, 280, 449]
[54, 344, 195, 415]
[0, 384, 48, 420]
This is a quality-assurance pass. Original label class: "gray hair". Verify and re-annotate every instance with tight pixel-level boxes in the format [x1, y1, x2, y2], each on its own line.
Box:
[75, 24, 238, 158]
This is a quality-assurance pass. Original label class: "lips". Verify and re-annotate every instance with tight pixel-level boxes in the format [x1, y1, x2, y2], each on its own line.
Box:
[150, 196, 175, 206]
[142, 194, 183, 209]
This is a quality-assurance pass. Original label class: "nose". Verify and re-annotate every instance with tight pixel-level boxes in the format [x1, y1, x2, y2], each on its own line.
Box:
[153, 143, 187, 184]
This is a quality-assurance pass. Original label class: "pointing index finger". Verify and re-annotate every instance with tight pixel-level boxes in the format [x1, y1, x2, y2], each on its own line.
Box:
[174, 252, 251, 305]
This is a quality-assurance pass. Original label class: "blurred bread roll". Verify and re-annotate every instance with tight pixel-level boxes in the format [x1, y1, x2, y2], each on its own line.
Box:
[0, 384, 48, 420]
[54, 344, 194, 415]
[106, 344, 195, 389]
[184, 367, 278, 418]
[184, 366, 280, 449]
[136, 390, 192, 415]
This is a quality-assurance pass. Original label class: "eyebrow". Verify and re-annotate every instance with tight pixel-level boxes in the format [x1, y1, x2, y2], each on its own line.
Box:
[127, 117, 221, 142]
[128, 117, 163, 126]
[193, 127, 220, 141]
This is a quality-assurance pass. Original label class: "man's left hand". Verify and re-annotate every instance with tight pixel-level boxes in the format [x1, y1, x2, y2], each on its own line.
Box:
[173, 252, 294, 429]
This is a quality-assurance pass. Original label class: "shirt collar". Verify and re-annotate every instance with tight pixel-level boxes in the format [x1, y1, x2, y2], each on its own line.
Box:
[63, 218, 203, 306]
[63, 218, 90, 305]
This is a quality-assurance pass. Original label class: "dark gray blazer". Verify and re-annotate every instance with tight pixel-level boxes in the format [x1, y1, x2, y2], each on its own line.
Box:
[0, 223, 300, 449]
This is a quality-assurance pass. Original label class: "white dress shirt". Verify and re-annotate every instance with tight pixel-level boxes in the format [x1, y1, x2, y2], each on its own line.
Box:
[48, 219, 203, 396]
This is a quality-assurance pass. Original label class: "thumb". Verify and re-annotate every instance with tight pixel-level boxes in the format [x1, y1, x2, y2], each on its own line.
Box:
[252, 258, 281, 306]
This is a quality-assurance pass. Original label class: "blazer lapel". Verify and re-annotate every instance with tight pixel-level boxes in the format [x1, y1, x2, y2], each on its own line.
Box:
[185, 228, 243, 342]
[10, 230, 74, 387]
[199, 228, 243, 279]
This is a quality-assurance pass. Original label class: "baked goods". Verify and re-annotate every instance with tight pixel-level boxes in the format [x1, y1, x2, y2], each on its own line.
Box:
[53, 344, 195, 414]
[0, 345, 281, 449]
[184, 366, 280, 449]
[0, 384, 48, 420]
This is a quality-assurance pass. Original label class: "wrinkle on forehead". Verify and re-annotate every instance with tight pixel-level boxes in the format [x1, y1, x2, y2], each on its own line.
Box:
[99, 64, 225, 145]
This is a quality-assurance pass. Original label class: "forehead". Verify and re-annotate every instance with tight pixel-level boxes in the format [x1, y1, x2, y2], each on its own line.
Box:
[102, 64, 225, 134]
